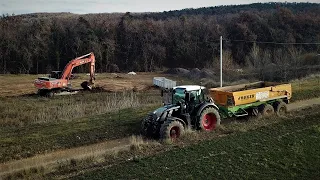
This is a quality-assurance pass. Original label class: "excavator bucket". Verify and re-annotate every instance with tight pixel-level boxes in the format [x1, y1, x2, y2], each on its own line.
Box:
[81, 81, 94, 90]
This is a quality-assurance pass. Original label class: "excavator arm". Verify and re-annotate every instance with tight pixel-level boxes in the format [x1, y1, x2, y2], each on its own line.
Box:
[61, 52, 96, 86]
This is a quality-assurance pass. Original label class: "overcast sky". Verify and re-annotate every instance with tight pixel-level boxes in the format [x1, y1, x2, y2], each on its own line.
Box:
[1, 0, 319, 15]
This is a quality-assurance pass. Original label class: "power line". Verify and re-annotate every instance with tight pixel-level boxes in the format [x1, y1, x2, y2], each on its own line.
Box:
[223, 39, 320, 45]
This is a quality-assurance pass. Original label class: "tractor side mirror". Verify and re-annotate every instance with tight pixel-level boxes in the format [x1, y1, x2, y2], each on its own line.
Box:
[161, 90, 164, 97]
[185, 92, 191, 102]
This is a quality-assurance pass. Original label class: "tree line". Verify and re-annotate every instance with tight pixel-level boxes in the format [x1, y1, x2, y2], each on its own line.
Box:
[0, 2, 319, 74]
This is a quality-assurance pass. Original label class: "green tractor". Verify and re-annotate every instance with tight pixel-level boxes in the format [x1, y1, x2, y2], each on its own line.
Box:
[141, 85, 221, 139]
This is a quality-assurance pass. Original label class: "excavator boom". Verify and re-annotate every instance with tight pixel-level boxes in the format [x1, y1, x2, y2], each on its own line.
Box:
[61, 53, 95, 82]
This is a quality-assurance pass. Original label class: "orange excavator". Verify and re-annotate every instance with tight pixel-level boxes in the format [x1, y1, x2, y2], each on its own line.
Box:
[34, 52, 95, 97]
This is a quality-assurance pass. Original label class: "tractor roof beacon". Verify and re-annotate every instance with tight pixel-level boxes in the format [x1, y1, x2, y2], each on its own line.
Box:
[141, 85, 220, 140]
[173, 85, 206, 91]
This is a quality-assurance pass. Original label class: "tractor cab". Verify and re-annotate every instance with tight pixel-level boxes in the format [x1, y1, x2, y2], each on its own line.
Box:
[171, 85, 208, 117]
[162, 85, 207, 107]
[172, 85, 206, 105]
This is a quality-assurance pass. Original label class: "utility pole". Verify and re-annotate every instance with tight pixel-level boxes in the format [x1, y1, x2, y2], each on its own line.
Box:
[220, 36, 223, 87]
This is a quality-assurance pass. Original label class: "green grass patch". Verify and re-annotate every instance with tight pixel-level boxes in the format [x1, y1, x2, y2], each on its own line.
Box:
[291, 88, 320, 102]
[74, 110, 320, 179]
[291, 76, 320, 102]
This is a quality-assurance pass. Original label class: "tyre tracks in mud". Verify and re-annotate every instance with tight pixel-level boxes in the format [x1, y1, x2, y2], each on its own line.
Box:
[0, 138, 131, 177]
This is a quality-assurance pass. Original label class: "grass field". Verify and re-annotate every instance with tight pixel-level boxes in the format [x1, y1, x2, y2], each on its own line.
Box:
[73, 107, 320, 179]
[0, 91, 160, 126]
[290, 75, 320, 102]
[0, 73, 318, 126]
[0, 73, 319, 167]
[0, 105, 157, 163]
[2, 100, 320, 179]
[0, 72, 191, 126]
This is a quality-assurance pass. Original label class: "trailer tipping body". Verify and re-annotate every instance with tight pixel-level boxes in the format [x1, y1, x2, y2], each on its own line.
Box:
[209, 81, 292, 118]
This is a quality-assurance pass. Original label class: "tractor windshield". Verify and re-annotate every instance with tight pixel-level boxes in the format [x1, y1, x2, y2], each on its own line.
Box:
[172, 88, 185, 104]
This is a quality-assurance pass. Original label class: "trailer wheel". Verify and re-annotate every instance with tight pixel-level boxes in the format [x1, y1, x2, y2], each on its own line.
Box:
[259, 104, 274, 117]
[274, 101, 288, 116]
[197, 107, 221, 131]
[160, 118, 185, 140]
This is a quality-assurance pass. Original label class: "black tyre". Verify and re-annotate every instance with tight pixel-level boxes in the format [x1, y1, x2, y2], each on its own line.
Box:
[46, 91, 54, 98]
[273, 101, 288, 116]
[258, 104, 274, 117]
[38, 89, 46, 96]
[160, 118, 185, 139]
[197, 107, 221, 131]
[140, 115, 153, 137]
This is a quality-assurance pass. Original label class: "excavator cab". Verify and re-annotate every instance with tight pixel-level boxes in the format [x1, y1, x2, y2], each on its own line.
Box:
[49, 71, 62, 79]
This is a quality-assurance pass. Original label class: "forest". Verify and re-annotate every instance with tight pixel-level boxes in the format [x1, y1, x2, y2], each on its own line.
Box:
[0, 2, 319, 74]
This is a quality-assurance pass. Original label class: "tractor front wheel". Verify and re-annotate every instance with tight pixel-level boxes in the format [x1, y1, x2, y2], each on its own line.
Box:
[197, 107, 221, 131]
[160, 118, 185, 140]
[140, 115, 154, 137]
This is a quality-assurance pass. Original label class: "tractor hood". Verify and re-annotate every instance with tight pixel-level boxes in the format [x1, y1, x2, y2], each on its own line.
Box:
[152, 104, 179, 117]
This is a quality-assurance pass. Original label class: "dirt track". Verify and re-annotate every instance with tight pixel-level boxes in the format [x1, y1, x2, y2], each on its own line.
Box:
[0, 138, 131, 176]
[287, 98, 320, 111]
[1, 97, 320, 176]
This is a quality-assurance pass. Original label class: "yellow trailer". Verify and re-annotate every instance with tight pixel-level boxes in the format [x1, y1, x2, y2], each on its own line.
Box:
[209, 82, 292, 117]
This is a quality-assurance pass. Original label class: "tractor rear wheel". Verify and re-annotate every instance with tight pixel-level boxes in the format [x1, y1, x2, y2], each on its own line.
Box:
[160, 118, 185, 140]
[259, 104, 274, 117]
[273, 101, 288, 116]
[197, 107, 221, 131]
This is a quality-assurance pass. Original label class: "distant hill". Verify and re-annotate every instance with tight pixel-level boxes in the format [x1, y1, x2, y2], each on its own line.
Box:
[14, 12, 76, 19]
[143, 2, 320, 19]
[0, 2, 319, 79]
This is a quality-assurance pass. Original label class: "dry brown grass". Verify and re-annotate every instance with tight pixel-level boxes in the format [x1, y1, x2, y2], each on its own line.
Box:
[0, 91, 161, 126]
[180, 128, 199, 141]
[291, 74, 320, 91]
[129, 135, 145, 151]
[0, 74, 40, 97]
